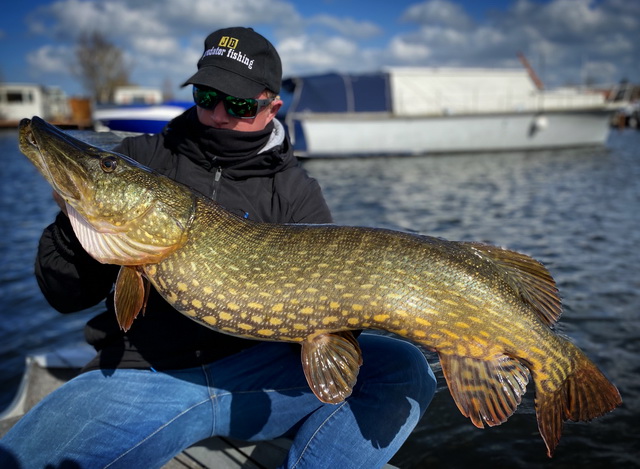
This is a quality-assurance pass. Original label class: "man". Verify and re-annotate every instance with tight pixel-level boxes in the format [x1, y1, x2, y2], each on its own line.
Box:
[0, 27, 436, 468]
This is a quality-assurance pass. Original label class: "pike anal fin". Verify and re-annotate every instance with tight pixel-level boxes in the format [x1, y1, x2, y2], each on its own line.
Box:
[439, 352, 530, 428]
[301, 331, 363, 404]
[114, 266, 150, 331]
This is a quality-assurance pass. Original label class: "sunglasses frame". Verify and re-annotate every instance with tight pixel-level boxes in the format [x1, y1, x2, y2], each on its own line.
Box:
[192, 86, 275, 119]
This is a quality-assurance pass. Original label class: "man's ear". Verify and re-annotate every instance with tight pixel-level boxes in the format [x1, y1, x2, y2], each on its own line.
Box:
[267, 98, 283, 120]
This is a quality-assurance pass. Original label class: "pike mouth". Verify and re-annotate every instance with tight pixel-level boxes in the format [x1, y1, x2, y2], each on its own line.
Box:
[20, 122, 82, 202]
[20, 125, 49, 178]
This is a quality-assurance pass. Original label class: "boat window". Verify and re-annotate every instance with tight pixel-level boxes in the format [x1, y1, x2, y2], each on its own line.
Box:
[6, 91, 25, 103]
[5, 90, 34, 104]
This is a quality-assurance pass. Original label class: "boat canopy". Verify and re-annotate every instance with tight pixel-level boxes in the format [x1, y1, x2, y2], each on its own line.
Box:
[282, 73, 391, 114]
[282, 68, 606, 118]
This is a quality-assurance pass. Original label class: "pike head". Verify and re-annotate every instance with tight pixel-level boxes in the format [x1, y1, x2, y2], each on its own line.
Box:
[19, 117, 195, 265]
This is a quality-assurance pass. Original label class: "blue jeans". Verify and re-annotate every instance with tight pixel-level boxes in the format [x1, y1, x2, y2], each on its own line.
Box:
[0, 334, 436, 469]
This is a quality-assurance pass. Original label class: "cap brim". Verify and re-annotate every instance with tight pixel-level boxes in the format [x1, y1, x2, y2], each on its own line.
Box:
[181, 66, 265, 98]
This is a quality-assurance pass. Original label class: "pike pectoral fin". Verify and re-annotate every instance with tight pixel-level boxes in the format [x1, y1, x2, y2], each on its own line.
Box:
[301, 331, 363, 404]
[114, 266, 150, 332]
[439, 352, 530, 428]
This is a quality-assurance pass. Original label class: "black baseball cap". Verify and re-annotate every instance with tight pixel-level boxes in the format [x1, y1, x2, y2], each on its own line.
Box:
[182, 27, 282, 98]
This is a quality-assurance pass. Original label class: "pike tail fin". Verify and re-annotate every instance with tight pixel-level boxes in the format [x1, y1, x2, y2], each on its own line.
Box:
[534, 345, 622, 458]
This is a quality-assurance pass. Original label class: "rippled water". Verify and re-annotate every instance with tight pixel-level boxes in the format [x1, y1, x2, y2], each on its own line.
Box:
[1, 128, 639, 467]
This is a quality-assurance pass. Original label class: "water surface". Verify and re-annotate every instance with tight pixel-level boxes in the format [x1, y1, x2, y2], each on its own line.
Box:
[1, 127, 638, 467]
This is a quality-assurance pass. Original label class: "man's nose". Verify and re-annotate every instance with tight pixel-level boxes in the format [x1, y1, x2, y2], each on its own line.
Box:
[211, 101, 229, 125]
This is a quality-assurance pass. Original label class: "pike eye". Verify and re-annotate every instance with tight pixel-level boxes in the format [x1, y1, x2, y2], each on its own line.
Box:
[100, 156, 117, 173]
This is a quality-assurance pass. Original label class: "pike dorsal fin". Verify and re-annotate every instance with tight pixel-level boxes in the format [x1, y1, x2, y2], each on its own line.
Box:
[301, 331, 363, 404]
[467, 243, 562, 327]
[439, 352, 530, 428]
[114, 266, 150, 332]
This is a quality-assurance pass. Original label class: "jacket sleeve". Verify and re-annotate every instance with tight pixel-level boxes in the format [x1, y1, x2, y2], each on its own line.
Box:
[112, 138, 134, 159]
[287, 173, 334, 224]
[112, 133, 162, 166]
[34, 212, 119, 314]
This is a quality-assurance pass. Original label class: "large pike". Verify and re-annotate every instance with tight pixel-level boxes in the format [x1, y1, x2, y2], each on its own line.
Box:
[19, 117, 621, 457]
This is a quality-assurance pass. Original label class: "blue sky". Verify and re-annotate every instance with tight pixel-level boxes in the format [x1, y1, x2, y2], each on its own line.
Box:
[1, 0, 637, 100]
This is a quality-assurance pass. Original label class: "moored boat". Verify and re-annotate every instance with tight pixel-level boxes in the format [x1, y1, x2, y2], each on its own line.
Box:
[92, 86, 191, 134]
[281, 67, 622, 157]
[93, 101, 192, 134]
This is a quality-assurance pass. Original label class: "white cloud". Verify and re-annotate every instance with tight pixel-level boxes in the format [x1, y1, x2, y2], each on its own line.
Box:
[389, 0, 640, 87]
[137, 0, 301, 35]
[23, 0, 305, 94]
[402, 0, 474, 30]
[308, 15, 383, 39]
[545, 0, 605, 33]
[16, 0, 640, 95]
[26, 45, 74, 75]
[29, 0, 168, 39]
[581, 60, 619, 84]
[131, 36, 181, 57]
[388, 36, 432, 63]
[278, 34, 361, 74]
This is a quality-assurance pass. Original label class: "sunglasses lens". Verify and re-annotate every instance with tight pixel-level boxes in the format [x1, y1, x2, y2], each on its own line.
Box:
[225, 97, 259, 118]
[193, 86, 272, 119]
[193, 87, 219, 110]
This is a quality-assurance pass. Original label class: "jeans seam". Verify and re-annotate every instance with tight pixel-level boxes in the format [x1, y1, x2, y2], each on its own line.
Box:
[104, 398, 212, 468]
[202, 364, 217, 437]
[291, 401, 347, 469]
[213, 386, 310, 399]
[104, 367, 213, 468]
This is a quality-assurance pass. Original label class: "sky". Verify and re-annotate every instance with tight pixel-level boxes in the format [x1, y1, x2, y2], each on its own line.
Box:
[0, 0, 638, 100]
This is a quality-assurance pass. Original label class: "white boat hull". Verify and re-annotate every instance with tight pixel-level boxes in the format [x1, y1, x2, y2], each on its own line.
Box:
[291, 110, 613, 157]
[93, 103, 191, 134]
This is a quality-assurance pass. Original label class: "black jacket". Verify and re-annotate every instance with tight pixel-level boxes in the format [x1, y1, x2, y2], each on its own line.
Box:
[34, 108, 333, 371]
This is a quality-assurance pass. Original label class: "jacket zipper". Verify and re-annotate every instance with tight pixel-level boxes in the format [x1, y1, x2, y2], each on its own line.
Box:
[211, 167, 222, 201]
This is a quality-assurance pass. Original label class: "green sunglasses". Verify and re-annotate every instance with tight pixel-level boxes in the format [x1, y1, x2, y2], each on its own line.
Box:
[192, 86, 275, 119]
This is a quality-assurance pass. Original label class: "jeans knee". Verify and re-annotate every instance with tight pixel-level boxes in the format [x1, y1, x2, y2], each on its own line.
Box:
[360, 335, 436, 410]
[394, 339, 436, 407]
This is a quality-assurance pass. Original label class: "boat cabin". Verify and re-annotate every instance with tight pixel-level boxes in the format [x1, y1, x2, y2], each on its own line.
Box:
[0, 83, 69, 123]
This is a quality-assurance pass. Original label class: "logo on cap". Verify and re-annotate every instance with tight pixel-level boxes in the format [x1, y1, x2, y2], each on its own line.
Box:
[201, 36, 254, 70]
[219, 36, 239, 49]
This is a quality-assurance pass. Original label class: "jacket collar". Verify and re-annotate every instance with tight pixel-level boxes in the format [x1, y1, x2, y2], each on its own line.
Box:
[163, 107, 297, 179]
